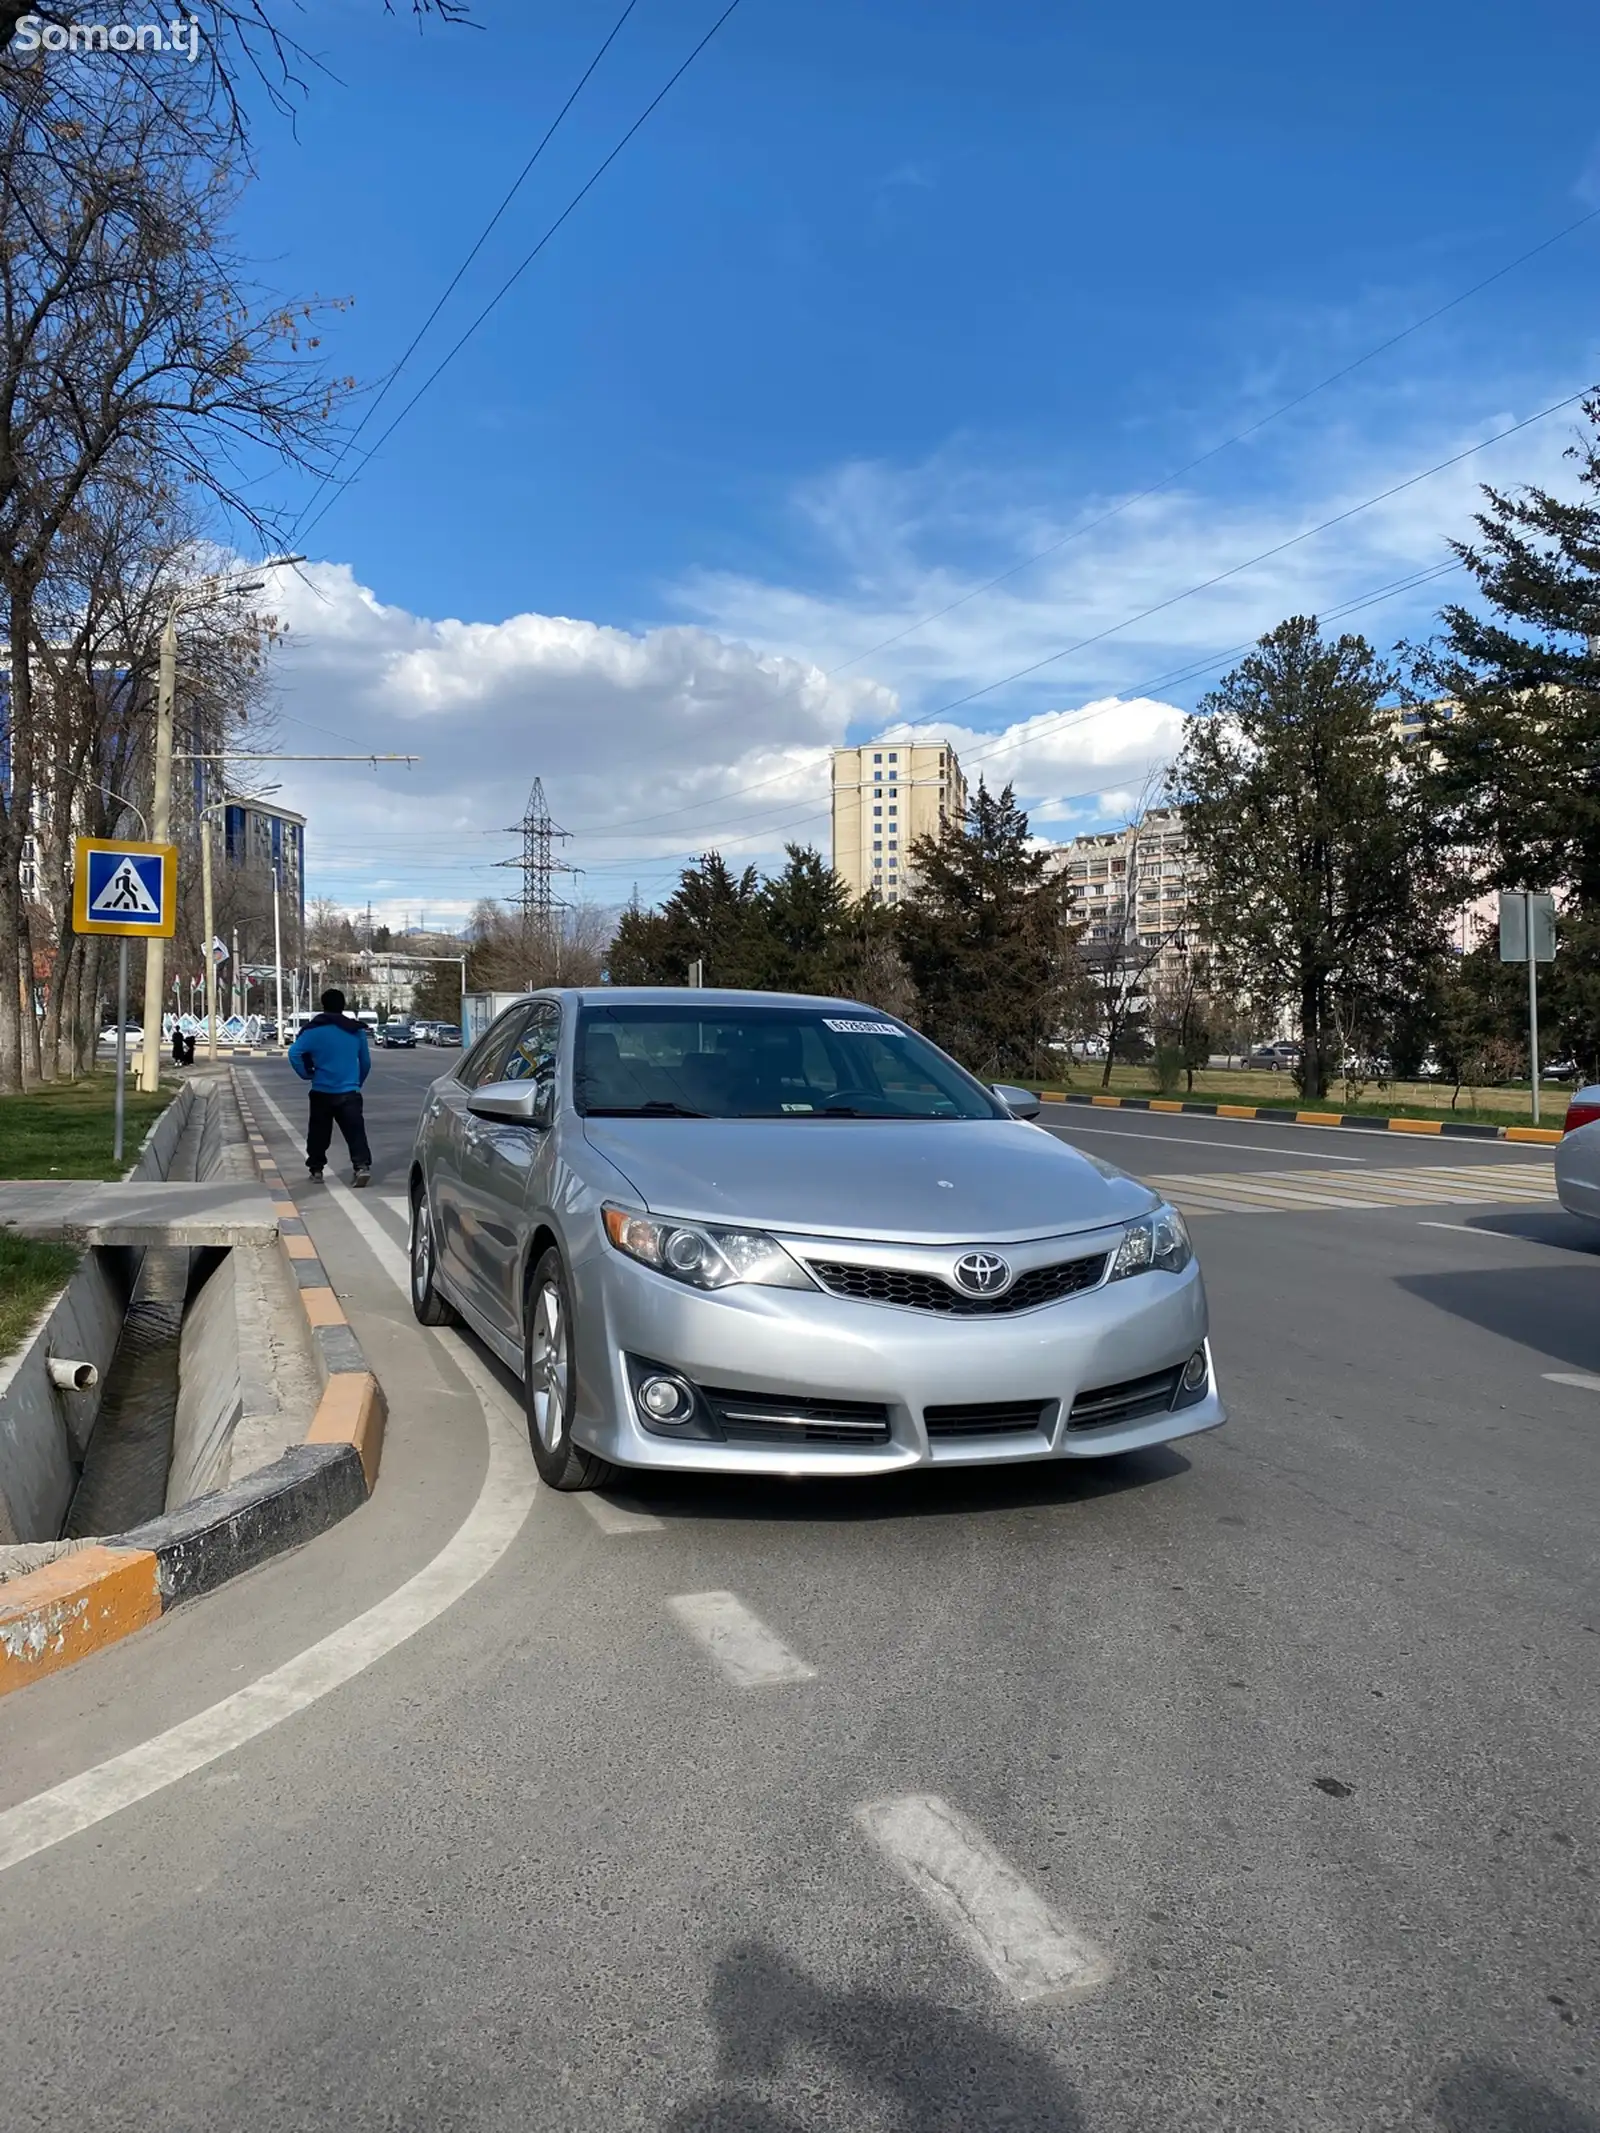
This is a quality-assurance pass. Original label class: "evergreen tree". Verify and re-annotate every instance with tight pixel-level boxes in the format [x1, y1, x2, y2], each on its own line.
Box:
[1172, 617, 1451, 1099]
[606, 853, 763, 986]
[1414, 396, 1600, 1074]
[897, 781, 1082, 1077]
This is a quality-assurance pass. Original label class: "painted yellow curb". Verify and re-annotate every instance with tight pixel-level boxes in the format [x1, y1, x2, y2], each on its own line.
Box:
[1505, 1125, 1564, 1144]
[1040, 1090, 1068, 1101]
[1090, 1094, 1124, 1108]
[299, 1286, 347, 1328]
[1149, 1099, 1185, 1113]
[0, 1546, 161, 1699]
[1216, 1104, 1258, 1119]
[305, 1373, 387, 1492]
[1389, 1117, 1443, 1134]
[282, 1233, 319, 1260]
[1296, 1111, 1343, 1127]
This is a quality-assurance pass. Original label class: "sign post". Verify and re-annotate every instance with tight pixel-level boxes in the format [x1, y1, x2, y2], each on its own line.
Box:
[1498, 890, 1557, 1123]
[72, 836, 177, 1167]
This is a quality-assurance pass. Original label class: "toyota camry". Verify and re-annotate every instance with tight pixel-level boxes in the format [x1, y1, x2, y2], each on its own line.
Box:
[407, 988, 1225, 1489]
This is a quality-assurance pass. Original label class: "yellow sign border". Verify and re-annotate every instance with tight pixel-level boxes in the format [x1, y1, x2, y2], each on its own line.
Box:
[71, 837, 178, 938]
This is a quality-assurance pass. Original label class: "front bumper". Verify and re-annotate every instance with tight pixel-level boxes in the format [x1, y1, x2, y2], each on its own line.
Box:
[570, 1240, 1225, 1475]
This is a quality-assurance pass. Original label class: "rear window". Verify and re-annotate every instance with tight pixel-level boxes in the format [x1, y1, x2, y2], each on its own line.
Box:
[574, 1004, 1002, 1121]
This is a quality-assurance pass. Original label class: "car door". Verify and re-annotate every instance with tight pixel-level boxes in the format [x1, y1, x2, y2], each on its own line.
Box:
[455, 1000, 563, 1349]
[429, 1006, 533, 1305]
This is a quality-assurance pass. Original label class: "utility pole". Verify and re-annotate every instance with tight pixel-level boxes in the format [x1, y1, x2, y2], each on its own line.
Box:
[138, 606, 177, 1091]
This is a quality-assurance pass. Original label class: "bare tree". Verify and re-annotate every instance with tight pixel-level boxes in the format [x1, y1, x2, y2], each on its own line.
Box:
[0, 55, 345, 1087]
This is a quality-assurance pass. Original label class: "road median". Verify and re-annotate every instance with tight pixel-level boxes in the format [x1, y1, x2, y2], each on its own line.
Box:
[0, 1074, 388, 1698]
[1037, 1091, 1564, 1145]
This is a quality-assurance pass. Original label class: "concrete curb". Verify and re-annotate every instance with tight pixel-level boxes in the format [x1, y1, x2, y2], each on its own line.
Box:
[1036, 1091, 1565, 1146]
[0, 1077, 388, 1699]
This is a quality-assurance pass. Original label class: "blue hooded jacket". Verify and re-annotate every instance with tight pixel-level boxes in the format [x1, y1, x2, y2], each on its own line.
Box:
[288, 1012, 371, 1094]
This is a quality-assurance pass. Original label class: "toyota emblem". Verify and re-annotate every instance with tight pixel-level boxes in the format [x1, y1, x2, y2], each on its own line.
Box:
[953, 1250, 1012, 1295]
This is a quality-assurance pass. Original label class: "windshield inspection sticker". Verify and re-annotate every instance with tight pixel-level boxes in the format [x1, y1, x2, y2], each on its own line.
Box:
[823, 1018, 901, 1035]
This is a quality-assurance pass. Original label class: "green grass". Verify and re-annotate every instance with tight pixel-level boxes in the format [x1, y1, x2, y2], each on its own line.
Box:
[0, 1231, 81, 1361]
[1014, 1064, 1566, 1129]
[0, 1073, 173, 1182]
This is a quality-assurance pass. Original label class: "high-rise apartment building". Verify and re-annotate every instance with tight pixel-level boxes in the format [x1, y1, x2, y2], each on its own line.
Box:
[1047, 805, 1200, 984]
[830, 740, 967, 904]
[224, 795, 306, 931]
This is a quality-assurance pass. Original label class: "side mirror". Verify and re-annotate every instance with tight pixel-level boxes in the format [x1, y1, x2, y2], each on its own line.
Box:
[992, 1083, 1042, 1121]
[467, 1077, 547, 1126]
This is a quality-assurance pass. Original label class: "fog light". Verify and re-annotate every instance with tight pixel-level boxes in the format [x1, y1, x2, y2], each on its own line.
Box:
[639, 1374, 691, 1421]
[1181, 1350, 1208, 1391]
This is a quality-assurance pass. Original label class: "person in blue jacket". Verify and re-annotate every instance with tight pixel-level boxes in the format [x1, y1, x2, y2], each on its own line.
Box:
[287, 988, 373, 1185]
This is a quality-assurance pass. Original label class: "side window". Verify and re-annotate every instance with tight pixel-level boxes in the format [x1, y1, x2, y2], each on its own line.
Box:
[502, 1003, 560, 1089]
[458, 1008, 532, 1091]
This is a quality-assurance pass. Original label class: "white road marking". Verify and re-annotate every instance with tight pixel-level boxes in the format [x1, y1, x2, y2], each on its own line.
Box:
[1418, 1221, 1490, 1236]
[667, 1591, 816, 1687]
[856, 1794, 1112, 2005]
[578, 1492, 664, 1535]
[1544, 1372, 1600, 1394]
[1048, 1121, 1367, 1163]
[0, 1085, 545, 1879]
[0, 1339, 536, 1877]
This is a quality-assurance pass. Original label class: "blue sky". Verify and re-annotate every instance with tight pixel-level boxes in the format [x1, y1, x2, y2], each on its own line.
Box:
[229, 0, 1600, 921]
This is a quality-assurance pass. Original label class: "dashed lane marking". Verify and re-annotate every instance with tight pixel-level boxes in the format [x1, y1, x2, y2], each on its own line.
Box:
[856, 1794, 1112, 2005]
[577, 1493, 665, 1535]
[667, 1591, 816, 1688]
[1544, 1372, 1600, 1394]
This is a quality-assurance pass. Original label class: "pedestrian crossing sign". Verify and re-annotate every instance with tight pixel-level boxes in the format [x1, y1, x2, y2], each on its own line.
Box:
[72, 837, 177, 937]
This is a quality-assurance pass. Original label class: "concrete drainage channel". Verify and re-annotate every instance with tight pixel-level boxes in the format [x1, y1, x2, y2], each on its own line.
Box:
[0, 1074, 386, 1695]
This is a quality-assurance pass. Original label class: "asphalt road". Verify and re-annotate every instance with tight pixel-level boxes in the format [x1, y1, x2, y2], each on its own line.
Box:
[1, 1050, 1597, 2133]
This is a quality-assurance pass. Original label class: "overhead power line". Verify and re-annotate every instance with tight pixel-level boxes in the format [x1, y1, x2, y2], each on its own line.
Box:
[290, 0, 643, 544]
[297, 0, 746, 544]
[824, 203, 1600, 678]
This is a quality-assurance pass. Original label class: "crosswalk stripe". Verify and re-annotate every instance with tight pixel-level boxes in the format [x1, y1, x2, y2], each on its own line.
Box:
[1146, 1160, 1557, 1217]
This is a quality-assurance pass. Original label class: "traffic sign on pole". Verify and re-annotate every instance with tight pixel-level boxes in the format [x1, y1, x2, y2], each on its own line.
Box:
[72, 837, 177, 938]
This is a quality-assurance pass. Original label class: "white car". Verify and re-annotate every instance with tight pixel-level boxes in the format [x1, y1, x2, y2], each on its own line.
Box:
[1554, 1085, 1600, 1223]
[98, 1024, 143, 1048]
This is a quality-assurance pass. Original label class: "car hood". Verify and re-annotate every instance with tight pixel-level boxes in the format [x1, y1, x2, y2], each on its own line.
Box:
[580, 1116, 1158, 1243]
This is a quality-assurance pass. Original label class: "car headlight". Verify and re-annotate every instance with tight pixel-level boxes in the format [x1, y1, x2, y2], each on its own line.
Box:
[1110, 1203, 1192, 1280]
[602, 1205, 815, 1291]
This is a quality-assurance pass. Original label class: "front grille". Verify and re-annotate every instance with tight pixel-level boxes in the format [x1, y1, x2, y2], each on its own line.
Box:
[925, 1399, 1053, 1439]
[808, 1252, 1107, 1316]
[1067, 1365, 1182, 1430]
[699, 1386, 892, 1445]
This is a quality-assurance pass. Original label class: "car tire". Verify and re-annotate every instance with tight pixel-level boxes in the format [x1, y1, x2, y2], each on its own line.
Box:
[524, 1246, 615, 1491]
[409, 1177, 456, 1327]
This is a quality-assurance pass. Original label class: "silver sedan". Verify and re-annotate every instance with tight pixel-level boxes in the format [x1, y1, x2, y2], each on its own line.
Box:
[407, 988, 1225, 1489]
[1555, 1083, 1600, 1223]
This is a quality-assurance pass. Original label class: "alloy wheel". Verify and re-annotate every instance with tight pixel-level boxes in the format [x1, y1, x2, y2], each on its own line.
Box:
[528, 1280, 569, 1449]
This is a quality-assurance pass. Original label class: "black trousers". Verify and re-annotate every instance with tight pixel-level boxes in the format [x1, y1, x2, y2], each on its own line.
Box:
[306, 1089, 371, 1172]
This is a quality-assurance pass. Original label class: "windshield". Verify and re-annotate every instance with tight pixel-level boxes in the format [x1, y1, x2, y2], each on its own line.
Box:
[575, 1004, 1004, 1120]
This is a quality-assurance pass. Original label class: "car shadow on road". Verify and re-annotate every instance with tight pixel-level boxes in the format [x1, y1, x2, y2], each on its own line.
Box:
[1393, 1264, 1600, 1374]
[606, 1445, 1191, 1528]
[1430, 1209, 1600, 1254]
[1435, 2059, 1600, 2132]
[663, 1940, 1085, 2133]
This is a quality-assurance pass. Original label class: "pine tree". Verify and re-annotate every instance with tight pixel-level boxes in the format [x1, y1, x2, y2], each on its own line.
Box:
[1415, 395, 1600, 1073]
[1173, 617, 1451, 1099]
[897, 781, 1082, 1077]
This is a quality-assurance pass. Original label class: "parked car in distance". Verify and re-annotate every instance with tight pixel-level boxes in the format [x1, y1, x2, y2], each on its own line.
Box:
[407, 987, 1225, 1491]
[1249, 1042, 1301, 1069]
[380, 1020, 417, 1048]
[410, 1020, 436, 1043]
[98, 1024, 143, 1048]
[428, 1022, 462, 1046]
[1555, 1084, 1600, 1223]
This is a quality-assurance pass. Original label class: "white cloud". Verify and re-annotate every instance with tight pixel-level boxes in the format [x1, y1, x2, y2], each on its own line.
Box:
[267, 366, 1590, 916]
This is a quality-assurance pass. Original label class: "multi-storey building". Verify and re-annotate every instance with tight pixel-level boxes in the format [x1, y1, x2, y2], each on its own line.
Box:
[1048, 805, 1200, 984]
[829, 740, 967, 905]
[223, 795, 306, 932]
